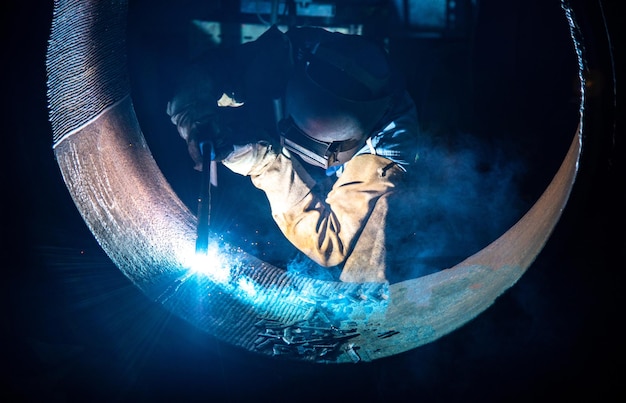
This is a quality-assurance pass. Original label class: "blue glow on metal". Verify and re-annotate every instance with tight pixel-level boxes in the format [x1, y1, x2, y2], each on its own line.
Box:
[188, 243, 231, 284]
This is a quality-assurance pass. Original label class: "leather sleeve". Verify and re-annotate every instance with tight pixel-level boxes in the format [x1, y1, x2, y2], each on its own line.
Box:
[250, 153, 404, 282]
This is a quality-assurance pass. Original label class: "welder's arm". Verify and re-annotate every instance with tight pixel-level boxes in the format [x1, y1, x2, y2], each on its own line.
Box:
[224, 144, 404, 269]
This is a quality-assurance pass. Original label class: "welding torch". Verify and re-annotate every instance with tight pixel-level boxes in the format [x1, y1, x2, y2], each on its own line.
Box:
[195, 140, 218, 255]
[193, 105, 262, 254]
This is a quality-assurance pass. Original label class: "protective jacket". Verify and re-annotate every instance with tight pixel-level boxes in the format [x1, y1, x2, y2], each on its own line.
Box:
[223, 90, 419, 283]
[169, 26, 420, 283]
[252, 149, 407, 283]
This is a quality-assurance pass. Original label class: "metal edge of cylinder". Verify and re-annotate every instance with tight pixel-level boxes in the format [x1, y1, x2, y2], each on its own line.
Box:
[45, 0, 583, 363]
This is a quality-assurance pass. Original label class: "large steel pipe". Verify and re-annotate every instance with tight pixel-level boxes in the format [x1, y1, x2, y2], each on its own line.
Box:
[46, 0, 582, 363]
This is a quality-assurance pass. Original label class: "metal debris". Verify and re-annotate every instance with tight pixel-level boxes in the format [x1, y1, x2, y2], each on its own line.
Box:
[377, 330, 400, 339]
[253, 315, 360, 362]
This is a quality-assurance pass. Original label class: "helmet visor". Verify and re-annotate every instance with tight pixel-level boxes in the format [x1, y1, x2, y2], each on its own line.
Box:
[279, 117, 363, 169]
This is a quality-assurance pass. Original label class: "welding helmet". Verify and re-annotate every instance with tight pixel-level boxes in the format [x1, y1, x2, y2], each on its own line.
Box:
[280, 32, 395, 169]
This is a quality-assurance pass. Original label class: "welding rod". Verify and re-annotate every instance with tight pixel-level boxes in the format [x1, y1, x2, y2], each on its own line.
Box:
[195, 140, 216, 254]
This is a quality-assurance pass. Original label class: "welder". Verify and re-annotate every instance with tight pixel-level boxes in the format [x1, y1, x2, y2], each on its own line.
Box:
[167, 25, 420, 283]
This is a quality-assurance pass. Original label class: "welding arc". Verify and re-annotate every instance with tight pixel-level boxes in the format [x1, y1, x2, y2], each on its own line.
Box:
[46, 0, 583, 363]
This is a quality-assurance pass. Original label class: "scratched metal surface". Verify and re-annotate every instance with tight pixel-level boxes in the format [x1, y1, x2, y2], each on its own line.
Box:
[46, 0, 582, 363]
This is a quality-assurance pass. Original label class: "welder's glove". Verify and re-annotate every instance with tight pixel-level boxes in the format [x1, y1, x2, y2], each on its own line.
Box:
[167, 96, 220, 170]
[167, 101, 211, 141]
[167, 100, 255, 171]
[222, 141, 280, 176]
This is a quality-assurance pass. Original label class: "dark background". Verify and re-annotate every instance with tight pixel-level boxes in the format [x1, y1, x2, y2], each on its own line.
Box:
[3, 0, 624, 401]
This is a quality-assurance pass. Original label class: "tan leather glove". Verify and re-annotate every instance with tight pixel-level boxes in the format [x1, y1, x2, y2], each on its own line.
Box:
[221, 141, 280, 176]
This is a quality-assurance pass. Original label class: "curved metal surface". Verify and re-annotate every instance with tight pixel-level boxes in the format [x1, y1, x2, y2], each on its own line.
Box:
[46, 0, 582, 363]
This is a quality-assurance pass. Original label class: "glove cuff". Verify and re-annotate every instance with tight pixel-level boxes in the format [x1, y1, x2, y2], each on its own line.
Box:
[222, 142, 279, 176]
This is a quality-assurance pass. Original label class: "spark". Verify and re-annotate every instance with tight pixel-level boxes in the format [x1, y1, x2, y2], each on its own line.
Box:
[182, 242, 232, 284]
[237, 277, 258, 299]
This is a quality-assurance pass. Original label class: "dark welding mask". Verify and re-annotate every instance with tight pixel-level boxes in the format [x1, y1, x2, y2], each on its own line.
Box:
[281, 31, 395, 169]
[279, 117, 365, 169]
